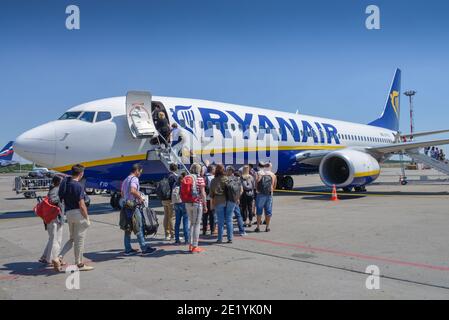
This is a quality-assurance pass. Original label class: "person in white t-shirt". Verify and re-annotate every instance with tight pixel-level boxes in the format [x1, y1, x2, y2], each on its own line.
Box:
[170, 123, 184, 156]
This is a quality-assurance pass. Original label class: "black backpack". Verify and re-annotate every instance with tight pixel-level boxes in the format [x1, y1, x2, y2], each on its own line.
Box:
[156, 178, 171, 200]
[141, 207, 159, 237]
[225, 176, 242, 203]
[257, 174, 273, 195]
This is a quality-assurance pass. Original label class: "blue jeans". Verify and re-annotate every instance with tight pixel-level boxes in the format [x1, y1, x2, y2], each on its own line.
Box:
[174, 203, 189, 243]
[216, 203, 233, 242]
[124, 208, 147, 252]
[233, 203, 246, 234]
[256, 194, 273, 217]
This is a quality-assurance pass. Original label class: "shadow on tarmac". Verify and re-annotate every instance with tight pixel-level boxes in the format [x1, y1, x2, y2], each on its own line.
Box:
[0, 262, 59, 277]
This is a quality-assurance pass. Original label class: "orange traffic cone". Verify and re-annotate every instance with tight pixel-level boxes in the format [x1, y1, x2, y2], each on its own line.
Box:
[331, 185, 339, 202]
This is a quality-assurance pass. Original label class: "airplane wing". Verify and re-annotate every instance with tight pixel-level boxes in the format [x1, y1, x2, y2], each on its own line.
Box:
[294, 150, 331, 166]
[400, 129, 449, 140]
[368, 138, 449, 155]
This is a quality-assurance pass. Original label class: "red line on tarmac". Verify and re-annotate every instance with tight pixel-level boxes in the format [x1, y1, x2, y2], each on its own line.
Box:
[241, 236, 449, 272]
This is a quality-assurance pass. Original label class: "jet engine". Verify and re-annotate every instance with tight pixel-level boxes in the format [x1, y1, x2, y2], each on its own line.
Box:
[319, 149, 380, 188]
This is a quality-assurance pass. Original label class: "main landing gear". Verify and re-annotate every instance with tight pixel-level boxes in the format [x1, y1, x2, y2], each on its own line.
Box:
[276, 175, 294, 190]
[110, 192, 121, 210]
[342, 186, 367, 193]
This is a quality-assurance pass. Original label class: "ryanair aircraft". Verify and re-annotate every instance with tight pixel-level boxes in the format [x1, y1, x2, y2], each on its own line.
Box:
[14, 69, 449, 194]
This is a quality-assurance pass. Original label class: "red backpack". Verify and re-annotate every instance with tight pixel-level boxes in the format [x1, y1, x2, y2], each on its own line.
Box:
[34, 197, 61, 224]
[180, 175, 199, 203]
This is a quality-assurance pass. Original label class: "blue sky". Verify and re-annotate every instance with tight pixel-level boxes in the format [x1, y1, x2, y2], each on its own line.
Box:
[1, 0, 449, 150]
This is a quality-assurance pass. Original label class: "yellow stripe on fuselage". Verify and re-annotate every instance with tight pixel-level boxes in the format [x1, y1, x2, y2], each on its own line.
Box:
[51, 145, 346, 172]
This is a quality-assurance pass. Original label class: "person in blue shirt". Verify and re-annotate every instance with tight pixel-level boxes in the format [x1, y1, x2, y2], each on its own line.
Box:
[58, 164, 94, 272]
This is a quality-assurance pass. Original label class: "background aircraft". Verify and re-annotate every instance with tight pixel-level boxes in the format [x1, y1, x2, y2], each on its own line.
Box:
[0, 141, 18, 167]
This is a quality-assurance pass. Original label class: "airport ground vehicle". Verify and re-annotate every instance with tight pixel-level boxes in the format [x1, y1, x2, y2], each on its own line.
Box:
[14, 176, 53, 198]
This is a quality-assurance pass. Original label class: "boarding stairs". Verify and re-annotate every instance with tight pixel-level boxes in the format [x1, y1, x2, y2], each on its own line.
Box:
[407, 149, 449, 176]
[146, 135, 190, 175]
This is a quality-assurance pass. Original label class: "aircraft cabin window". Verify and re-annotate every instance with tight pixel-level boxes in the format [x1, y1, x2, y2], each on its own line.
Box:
[238, 124, 243, 131]
[207, 121, 213, 129]
[180, 119, 186, 128]
[231, 124, 236, 131]
[223, 123, 229, 130]
[215, 122, 221, 130]
[199, 121, 204, 129]
[59, 112, 82, 120]
[80, 112, 96, 123]
[96, 112, 112, 123]
[253, 125, 257, 133]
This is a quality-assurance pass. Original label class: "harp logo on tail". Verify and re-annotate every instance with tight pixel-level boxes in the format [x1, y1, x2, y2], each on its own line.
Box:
[390, 90, 399, 117]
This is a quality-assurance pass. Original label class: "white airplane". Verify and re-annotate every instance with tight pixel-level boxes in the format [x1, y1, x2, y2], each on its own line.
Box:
[14, 68, 449, 201]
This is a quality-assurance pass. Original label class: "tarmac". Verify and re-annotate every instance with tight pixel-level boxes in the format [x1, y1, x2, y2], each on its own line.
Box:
[1, 168, 449, 300]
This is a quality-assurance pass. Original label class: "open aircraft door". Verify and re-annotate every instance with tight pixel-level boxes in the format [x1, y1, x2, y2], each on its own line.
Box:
[126, 91, 159, 139]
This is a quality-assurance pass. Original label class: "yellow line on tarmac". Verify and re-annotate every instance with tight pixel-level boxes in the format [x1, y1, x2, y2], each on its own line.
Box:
[274, 189, 448, 198]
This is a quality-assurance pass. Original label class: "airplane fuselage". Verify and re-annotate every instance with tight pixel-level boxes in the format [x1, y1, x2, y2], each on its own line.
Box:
[14, 96, 396, 191]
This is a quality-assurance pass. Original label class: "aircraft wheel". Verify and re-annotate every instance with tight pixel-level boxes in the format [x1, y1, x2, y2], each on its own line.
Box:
[93, 189, 102, 195]
[25, 192, 36, 199]
[282, 176, 294, 190]
[110, 193, 121, 210]
[342, 187, 353, 193]
[354, 186, 367, 192]
[276, 176, 284, 189]
[401, 180, 408, 186]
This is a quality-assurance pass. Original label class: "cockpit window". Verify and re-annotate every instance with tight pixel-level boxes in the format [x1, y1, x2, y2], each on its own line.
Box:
[59, 112, 82, 120]
[96, 112, 112, 122]
[79, 112, 96, 123]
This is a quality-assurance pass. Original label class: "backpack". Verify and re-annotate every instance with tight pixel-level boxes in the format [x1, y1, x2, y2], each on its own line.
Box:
[205, 173, 213, 195]
[141, 207, 159, 237]
[257, 173, 273, 195]
[171, 184, 182, 204]
[156, 178, 171, 200]
[34, 197, 61, 224]
[225, 176, 242, 203]
[241, 176, 254, 197]
[180, 175, 198, 203]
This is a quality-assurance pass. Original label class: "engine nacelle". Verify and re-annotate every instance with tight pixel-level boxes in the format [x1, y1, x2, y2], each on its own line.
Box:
[319, 149, 380, 188]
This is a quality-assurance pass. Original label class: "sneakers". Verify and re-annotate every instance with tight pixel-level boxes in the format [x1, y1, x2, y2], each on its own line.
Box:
[124, 249, 139, 256]
[141, 247, 158, 256]
[216, 240, 223, 244]
[77, 263, 95, 272]
[191, 247, 205, 253]
[255, 228, 260, 233]
[164, 235, 172, 241]
[227, 239, 233, 244]
[239, 232, 247, 236]
[266, 228, 271, 232]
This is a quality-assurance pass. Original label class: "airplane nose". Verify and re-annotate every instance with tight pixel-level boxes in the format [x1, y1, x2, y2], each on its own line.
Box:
[15, 122, 56, 168]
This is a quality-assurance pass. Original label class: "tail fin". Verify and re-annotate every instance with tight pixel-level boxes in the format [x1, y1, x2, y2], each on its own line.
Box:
[368, 68, 401, 132]
[0, 141, 14, 161]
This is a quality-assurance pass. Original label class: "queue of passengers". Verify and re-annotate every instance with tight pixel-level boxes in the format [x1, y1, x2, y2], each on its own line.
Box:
[424, 146, 446, 162]
[38, 160, 277, 271]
